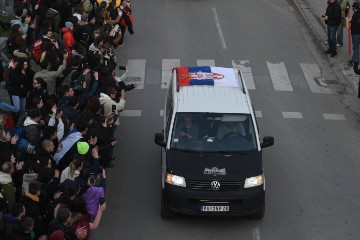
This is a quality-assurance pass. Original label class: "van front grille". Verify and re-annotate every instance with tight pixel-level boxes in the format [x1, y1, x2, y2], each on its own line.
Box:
[188, 180, 242, 191]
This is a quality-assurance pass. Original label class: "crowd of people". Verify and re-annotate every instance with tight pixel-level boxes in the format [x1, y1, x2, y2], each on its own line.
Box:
[0, 0, 136, 239]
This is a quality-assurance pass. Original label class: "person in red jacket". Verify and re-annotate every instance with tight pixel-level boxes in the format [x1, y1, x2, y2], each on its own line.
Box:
[62, 22, 75, 64]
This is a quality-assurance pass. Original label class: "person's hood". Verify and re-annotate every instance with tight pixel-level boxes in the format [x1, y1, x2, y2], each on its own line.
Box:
[47, 8, 59, 17]
[99, 92, 111, 100]
[10, 19, 22, 25]
[23, 116, 38, 126]
[89, 43, 99, 52]
[62, 27, 72, 34]
[23, 173, 38, 182]
[79, 21, 88, 26]
[3, 214, 18, 222]
[0, 171, 13, 184]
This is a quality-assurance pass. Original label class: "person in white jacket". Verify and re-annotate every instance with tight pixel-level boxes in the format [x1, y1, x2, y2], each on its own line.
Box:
[99, 87, 126, 126]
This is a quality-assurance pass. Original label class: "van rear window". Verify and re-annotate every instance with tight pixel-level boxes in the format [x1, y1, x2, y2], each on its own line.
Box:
[170, 113, 258, 152]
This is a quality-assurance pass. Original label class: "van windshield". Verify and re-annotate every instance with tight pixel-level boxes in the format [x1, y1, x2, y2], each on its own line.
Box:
[170, 113, 258, 152]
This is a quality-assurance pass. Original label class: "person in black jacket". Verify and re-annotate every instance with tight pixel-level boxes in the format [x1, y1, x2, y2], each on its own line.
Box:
[27, 77, 49, 108]
[21, 182, 47, 239]
[351, 1, 360, 65]
[323, 0, 342, 57]
[352, 60, 360, 98]
[3, 203, 26, 240]
[12, 59, 34, 116]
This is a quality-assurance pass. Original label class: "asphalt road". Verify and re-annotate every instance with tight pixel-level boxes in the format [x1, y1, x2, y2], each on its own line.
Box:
[92, 0, 360, 239]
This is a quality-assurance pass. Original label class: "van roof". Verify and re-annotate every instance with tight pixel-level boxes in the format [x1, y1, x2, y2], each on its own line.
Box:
[173, 66, 252, 114]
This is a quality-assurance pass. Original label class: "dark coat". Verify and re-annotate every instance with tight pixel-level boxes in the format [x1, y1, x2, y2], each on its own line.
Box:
[325, 1, 342, 26]
[27, 87, 50, 105]
[21, 194, 47, 238]
[12, 70, 34, 98]
[3, 214, 21, 240]
[351, 11, 360, 35]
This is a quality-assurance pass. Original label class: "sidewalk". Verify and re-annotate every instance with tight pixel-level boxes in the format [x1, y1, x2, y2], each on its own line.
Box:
[291, 0, 360, 114]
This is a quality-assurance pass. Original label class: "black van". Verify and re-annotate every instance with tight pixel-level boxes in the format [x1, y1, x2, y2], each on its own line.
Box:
[155, 67, 274, 219]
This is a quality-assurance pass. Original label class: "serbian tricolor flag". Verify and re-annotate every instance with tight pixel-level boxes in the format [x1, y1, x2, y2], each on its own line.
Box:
[176, 66, 238, 87]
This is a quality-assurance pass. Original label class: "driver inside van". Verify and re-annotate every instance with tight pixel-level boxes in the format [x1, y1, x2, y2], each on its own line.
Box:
[176, 115, 199, 139]
[217, 121, 246, 139]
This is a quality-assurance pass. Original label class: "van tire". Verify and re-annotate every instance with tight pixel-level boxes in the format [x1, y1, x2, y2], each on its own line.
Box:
[249, 198, 265, 220]
[161, 189, 175, 219]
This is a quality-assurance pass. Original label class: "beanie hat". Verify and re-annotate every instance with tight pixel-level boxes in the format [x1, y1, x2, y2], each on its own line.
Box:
[50, 32, 60, 41]
[77, 142, 89, 155]
[65, 22, 73, 29]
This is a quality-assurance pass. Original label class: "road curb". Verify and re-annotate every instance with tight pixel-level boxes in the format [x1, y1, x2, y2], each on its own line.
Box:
[291, 0, 357, 95]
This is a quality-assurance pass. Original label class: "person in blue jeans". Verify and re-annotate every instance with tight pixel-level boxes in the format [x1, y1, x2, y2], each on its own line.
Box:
[323, 0, 342, 57]
[351, 2, 360, 65]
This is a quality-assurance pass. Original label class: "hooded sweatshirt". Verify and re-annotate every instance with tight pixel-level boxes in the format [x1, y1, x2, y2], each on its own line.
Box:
[22, 173, 38, 195]
[99, 93, 126, 125]
[23, 117, 41, 146]
[0, 171, 16, 210]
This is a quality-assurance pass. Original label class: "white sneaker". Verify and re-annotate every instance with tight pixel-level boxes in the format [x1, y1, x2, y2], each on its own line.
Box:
[336, 43, 342, 47]
[325, 41, 328, 45]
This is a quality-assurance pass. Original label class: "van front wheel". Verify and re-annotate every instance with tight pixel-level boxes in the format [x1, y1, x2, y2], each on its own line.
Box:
[161, 189, 175, 219]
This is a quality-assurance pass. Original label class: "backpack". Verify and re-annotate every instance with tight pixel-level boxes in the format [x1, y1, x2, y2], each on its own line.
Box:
[32, 39, 43, 63]
[15, 126, 35, 154]
[82, 0, 93, 13]
[6, 38, 17, 54]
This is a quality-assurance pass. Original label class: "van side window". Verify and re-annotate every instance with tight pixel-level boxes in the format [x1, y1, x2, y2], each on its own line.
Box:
[165, 109, 173, 141]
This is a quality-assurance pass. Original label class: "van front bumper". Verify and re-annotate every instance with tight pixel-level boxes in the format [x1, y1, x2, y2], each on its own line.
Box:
[165, 184, 265, 216]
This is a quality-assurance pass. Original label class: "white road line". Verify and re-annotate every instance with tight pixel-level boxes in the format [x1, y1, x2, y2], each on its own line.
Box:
[323, 113, 346, 120]
[300, 63, 331, 94]
[255, 111, 262, 118]
[161, 59, 180, 89]
[126, 59, 146, 90]
[266, 62, 293, 91]
[160, 110, 164, 117]
[212, 8, 227, 50]
[231, 60, 256, 90]
[282, 112, 303, 119]
[197, 59, 215, 67]
[252, 228, 261, 240]
[120, 110, 142, 117]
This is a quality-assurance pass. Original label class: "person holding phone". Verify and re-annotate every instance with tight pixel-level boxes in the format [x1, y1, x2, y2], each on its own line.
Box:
[76, 168, 106, 220]
[99, 87, 126, 126]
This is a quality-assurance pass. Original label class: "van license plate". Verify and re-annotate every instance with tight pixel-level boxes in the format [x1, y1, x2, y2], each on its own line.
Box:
[200, 206, 229, 212]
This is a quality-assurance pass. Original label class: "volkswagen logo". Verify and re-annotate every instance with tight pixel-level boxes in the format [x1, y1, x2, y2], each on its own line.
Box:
[210, 181, 220, 191]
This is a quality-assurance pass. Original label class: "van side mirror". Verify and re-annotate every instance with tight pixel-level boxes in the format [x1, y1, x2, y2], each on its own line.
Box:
[155, 133, 166, 147]
[261, 136, 274, 148]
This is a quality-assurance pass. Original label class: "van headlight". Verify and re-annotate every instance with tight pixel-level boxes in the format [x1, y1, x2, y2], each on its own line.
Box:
[166, 173, 186, 187]
[244, 174, 263, 188]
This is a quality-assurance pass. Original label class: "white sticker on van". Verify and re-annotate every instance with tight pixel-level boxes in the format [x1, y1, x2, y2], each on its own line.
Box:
[204, 167, 226, 176]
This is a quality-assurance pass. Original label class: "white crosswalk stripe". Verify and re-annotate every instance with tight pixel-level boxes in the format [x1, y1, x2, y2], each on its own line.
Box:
[126, 59, 146, 90]
[231, 60, 256, 90]
[255, 111, 262, 118]
[266, 62, 293, 91]
[123, 58, 333, 95]
[120, 110, 142, 117]
[197, 59, 216, 67]
[322, 113, 346, 120]
[282, 112, 303, 119]
[300, 63, 331, 94]
[161, 59, 180, 89]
